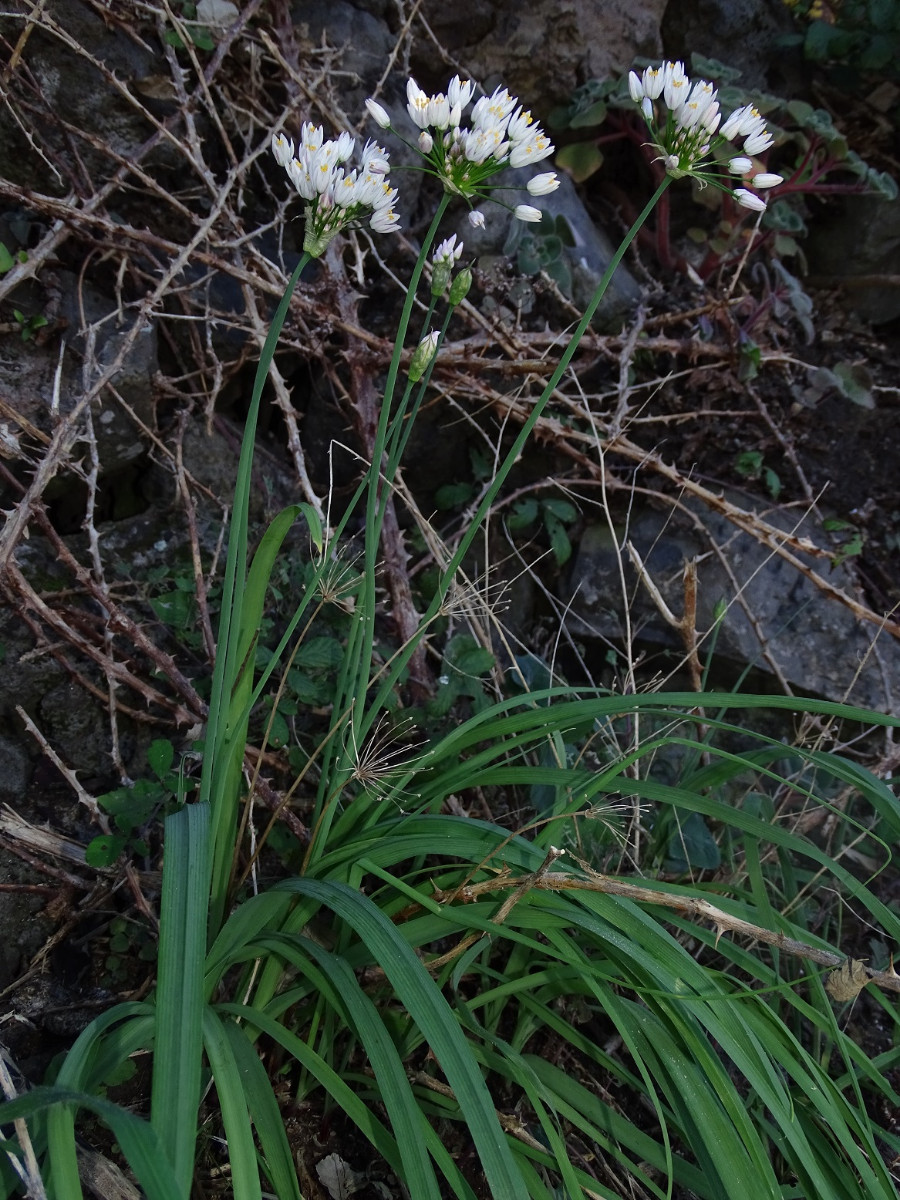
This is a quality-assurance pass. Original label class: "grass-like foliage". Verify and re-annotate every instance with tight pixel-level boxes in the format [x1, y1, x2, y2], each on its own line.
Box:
[2, 67, 899, 1200]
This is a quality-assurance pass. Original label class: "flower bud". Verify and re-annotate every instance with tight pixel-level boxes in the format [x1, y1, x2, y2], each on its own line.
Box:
[418, 130, 434, 153]
[514, 204, 543, 223]
[468, 209, 486, 228]
[365, 98, 391, 129]
[728, 156, 752, 175]
[752, 172, 783, 189]
[409, 331, 439, 383]
[734, 188, 766, 212]
[527, 172, 560, 196]
[448, 266, 473, 306]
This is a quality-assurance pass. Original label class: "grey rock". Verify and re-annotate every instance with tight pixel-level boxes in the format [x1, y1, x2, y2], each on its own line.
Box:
[293, 0, 394, 98]
[39, 680, 110, 778]
[0, 735, 29, 799]
[417, 0, 666, 113]
[806, 194, 900, 325]
[566, 500, 900, 713]
[0, 1, 156, 192]
[662, 0, 798, 92]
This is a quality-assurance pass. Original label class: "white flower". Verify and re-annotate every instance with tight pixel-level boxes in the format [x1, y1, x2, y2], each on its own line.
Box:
[365, 98, 391, 129]
[679, 80, 717, 130]
[271, 132, 294, 168]
[629, 60, 779, 205]
[447, 75, 475, 109]
[274, 121, 401, 255]
[527, 172, 560, 195]
[434, 234, 463, 265]
[334, 131, 355, 162]
[370, 205, 400, 233]
[387, 74, 555, 220]
[468, 209, 486, 228]
[509, 130, 554, 168]
[662, 60, 688, 110]
[752, 172, 783, 189]
[719, 104, 758, 141]
[429, 93, 451, 129]
[472, 85, 517, 126]
[300, 122, 324, 151]
[514, 204, 543, 222]
[734, 188, 767, 211]
[507, 106, 536, 142]
[406, 78, 432, 129]
[743, 129, 774, 156]
[642, 64, 665, 99]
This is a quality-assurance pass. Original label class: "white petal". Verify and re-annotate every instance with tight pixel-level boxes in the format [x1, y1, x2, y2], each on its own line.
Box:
[271, 132, 294, 167]
[468, 209, 486, 228]
[743, 130, 773, 156]
[752, 172, 783, 189]
[642, 65, 664, 99]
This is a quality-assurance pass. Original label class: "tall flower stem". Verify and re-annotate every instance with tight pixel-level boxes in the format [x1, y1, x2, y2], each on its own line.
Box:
[358, 176, 672, 739]
[353, 194, 452, 722]
[203, 253, 310, 937]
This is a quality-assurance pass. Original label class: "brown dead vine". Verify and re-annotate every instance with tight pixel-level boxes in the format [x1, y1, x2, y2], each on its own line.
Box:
[428, 849, 900, 998]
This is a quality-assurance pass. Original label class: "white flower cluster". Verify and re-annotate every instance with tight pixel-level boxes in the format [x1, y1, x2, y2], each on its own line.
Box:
[627, 61, 783, 211]
[433, 233, 464, 266]
[366, 76, 559, 223]
[272, 123, 400, 257]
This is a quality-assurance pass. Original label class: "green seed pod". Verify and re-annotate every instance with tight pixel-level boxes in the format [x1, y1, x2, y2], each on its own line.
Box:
[431, 260, 452, 298]
[448, 266, 473, 306]
[409, 331, 439, 383]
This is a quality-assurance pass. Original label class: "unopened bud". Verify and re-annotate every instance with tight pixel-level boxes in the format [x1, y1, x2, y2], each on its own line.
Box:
[448, 266, 473, 306]
[409, 331, 439, 382]
[418, 130, 434, 154]
[734, 188, 766, 212]
[365, 98, 391, 129]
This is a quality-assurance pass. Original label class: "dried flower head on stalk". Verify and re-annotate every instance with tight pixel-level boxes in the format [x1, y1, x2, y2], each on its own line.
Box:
[272, 123, 401, 256]
[628, 61, 783, 210]
[367, 75, 561, 224]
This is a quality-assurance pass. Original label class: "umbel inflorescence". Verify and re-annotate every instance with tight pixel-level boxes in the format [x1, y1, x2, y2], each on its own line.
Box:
[366, 75, 560, 226]
[628, 61, 783, 211]
[271, 123, 401, 256]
